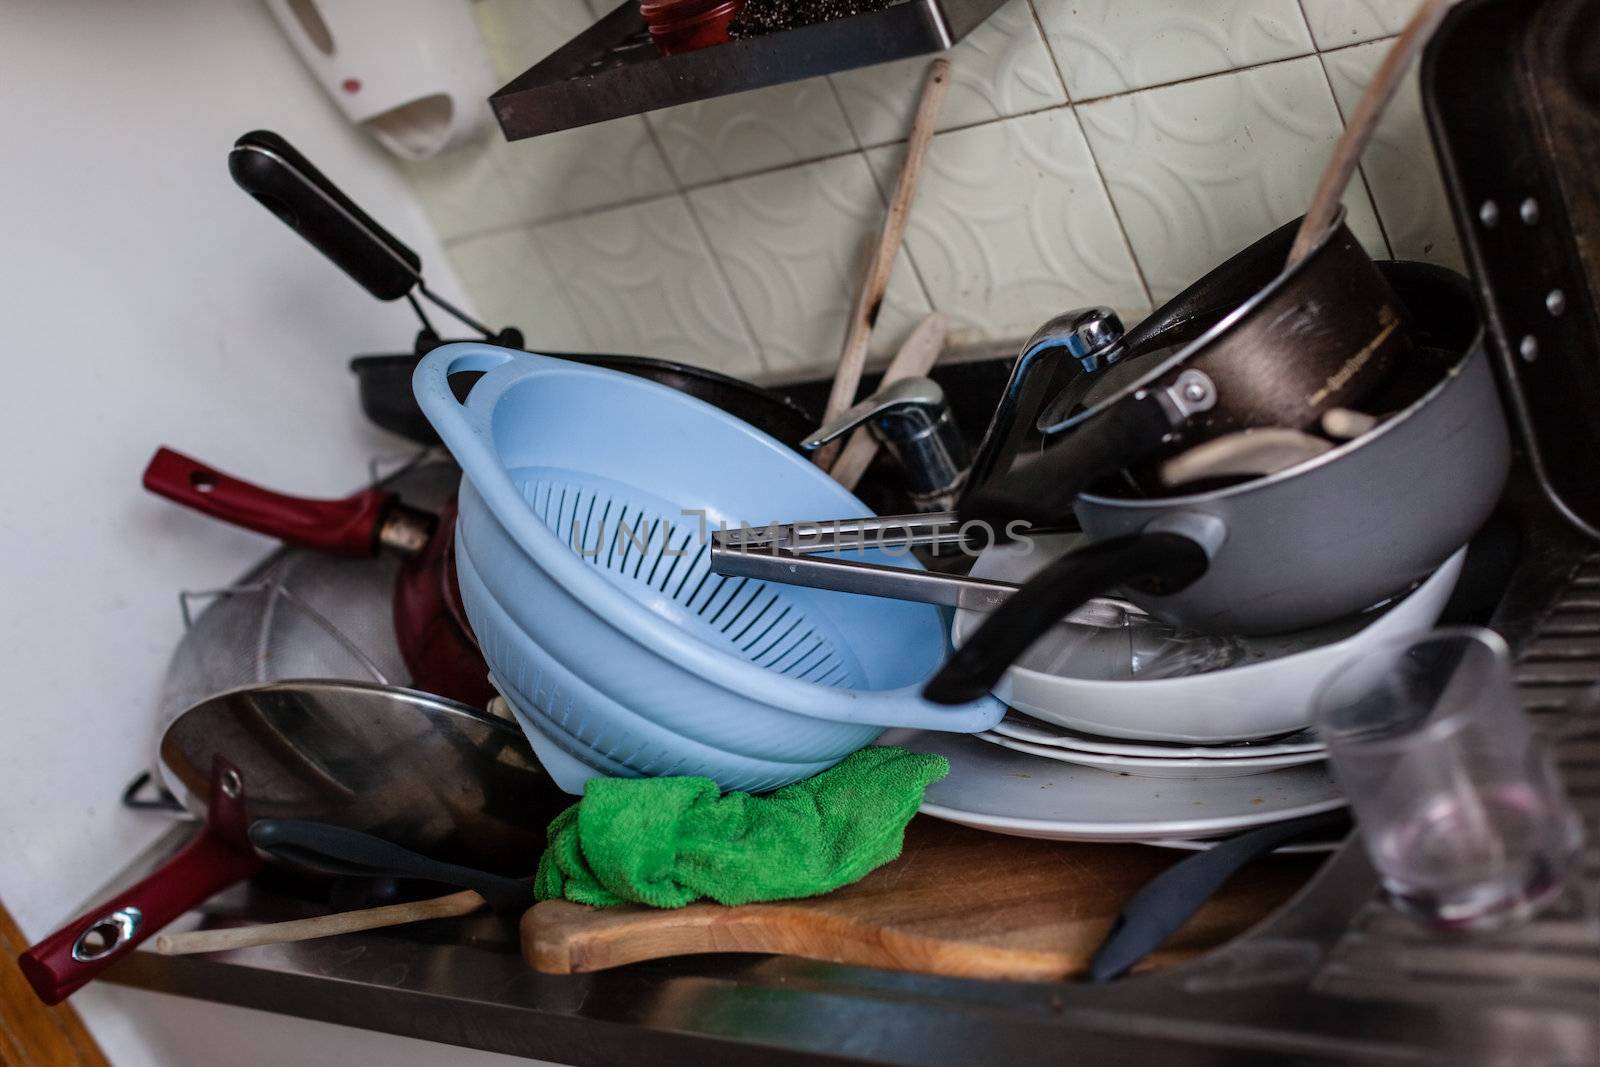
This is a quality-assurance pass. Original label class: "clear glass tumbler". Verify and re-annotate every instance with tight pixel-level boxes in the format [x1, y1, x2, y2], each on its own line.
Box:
[1314, 627, 1584, 930]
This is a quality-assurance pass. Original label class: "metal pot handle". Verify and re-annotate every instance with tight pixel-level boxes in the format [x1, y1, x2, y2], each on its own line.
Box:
[962, 387, 1196, 528]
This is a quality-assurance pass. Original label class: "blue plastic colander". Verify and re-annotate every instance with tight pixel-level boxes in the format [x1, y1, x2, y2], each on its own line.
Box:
[413, 344, 1003, 793]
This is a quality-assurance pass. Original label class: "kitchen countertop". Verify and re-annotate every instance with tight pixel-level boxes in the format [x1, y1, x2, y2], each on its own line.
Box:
[98, 500, 1600, 1066]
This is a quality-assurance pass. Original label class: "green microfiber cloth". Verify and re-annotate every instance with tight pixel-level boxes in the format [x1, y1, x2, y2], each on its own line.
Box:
[534, 746, 949, 908]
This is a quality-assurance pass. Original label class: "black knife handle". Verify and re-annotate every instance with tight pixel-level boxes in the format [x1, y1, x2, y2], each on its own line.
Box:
[1087, 810, 1351, 982]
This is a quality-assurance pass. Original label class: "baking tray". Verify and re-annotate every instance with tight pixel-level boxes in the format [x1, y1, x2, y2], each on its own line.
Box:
[1423, 0, 1600, 539]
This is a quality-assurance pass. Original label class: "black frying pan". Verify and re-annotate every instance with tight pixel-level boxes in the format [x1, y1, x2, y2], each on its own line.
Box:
[228, 130, 816, 448]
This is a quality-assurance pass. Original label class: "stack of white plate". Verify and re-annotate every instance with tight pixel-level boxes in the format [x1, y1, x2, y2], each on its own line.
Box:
[979, 715, 1323, 779]
[891, 542, 1469, 846]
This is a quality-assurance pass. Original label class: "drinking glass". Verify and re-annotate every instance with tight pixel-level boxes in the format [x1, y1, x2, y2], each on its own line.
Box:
[1314, 627, 1583, 930]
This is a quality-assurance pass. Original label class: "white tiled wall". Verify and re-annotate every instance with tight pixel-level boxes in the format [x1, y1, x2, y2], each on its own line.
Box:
[404, 0, 1459, 382]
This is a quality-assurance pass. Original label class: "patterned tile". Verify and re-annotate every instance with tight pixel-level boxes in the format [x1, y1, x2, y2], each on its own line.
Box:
[689, 154, 933, 375]
[443, 228, 592, 350]
[400, 129, 520, 242]
[1299, 0, 1416, 49]
[864, 110, 1149, 346]
[476, 0, 590, 84]
[402, 0, 674, 239]
[830, 0, 1066, 149]
[532, 196, 764, 375]
[1033, 0, 1313, 99]
[647, 80, 858, 186]
[1321, 41, 1464, 271]
[1077, 57, 1387, 302]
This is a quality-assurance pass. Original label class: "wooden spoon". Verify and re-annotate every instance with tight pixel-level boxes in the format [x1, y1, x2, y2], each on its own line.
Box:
[1287, 0, 1455, 264]
[815, 58, 950, 471]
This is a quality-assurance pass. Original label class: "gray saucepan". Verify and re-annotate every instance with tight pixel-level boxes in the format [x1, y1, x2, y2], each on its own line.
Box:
[923, 264, 1509, 704]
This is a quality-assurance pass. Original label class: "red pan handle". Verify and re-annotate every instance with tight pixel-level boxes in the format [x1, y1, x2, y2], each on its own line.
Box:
[18, 759, 263, 1005]
[143, 447, 392, 556]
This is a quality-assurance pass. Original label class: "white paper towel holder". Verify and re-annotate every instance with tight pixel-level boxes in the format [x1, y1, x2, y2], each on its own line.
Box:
[265, 0, 496, 160]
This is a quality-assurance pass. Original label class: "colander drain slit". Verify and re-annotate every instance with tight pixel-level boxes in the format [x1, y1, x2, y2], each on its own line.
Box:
[650, 526, 693, 589]
[774, 633, 825, 675]
[605, 504, 630, 568]
[704, 578, 749, 628]
[793, 643, 840, 681]
[593, 499, 617, 566]
[551, 485, 570, 543]
[677, 556, 708, 603]
[714, 581, 763, 633]
[746, 607, 798, 656]
[601, 505, 624, 572]
[725, 588, 777, 639]
[577, 493, 601, 556]
[814, 663, 850, 687]
[763, 627, 819, 671]
[686, 569, 723, 613]
[632, 518, 663, 579]
[796, 652, 841, 683]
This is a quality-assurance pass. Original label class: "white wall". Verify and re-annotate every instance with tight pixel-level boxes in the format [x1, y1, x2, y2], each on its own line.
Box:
[0, 1, 472, 1061]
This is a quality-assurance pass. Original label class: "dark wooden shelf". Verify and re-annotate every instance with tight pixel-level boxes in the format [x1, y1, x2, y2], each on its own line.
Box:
[490, 0, 1006, 139]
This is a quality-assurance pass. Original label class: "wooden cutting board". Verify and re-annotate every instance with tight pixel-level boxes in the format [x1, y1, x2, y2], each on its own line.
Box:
[523, 816, 1320, 982]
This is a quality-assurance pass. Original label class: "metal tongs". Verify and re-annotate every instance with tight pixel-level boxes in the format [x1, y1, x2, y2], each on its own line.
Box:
[708, 514, 1137, 621]
[713, 513, 1021, 611]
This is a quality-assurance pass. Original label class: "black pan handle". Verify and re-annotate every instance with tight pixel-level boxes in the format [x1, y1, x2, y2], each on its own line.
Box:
[248, 820, 533, 913]
[1087, 809, 1351, 981]
[1118, 216, 1304, 357]
[229, 130, 422, 301]
[922, 532, 1210, 705]
[961, 392, 1178, 529]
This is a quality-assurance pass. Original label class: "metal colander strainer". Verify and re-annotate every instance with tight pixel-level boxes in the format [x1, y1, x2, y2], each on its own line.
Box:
[148, 457, 461, 804]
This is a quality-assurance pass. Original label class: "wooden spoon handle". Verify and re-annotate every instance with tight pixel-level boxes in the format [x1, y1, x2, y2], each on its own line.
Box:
[152, 889, 486, 956]
[815, 58, 951, 471]
[1288, 0, 1453, 264]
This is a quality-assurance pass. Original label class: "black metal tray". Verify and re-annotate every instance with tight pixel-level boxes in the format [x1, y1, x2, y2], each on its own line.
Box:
[1422, 0, 1600, 540]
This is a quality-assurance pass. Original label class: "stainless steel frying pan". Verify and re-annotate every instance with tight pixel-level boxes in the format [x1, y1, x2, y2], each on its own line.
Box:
[21, 681, 556, 1004]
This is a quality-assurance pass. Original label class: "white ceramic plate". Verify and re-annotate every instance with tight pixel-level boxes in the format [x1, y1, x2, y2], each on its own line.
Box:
[950, 540, 1465, 744]
[991, 715, 1324, 759]
[883, 729, 1346, 842]
[974, 731, 1325, 778]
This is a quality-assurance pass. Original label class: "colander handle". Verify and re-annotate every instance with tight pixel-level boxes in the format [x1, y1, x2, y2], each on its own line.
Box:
[413, 344, 520, 454]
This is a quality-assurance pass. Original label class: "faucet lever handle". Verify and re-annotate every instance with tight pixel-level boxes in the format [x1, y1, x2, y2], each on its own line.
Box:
[801, 377, 948, 451]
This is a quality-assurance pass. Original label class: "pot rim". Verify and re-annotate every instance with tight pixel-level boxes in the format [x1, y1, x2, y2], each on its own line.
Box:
[1050, 208, 1354, 436]
[1077, 329, 1486, 513]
